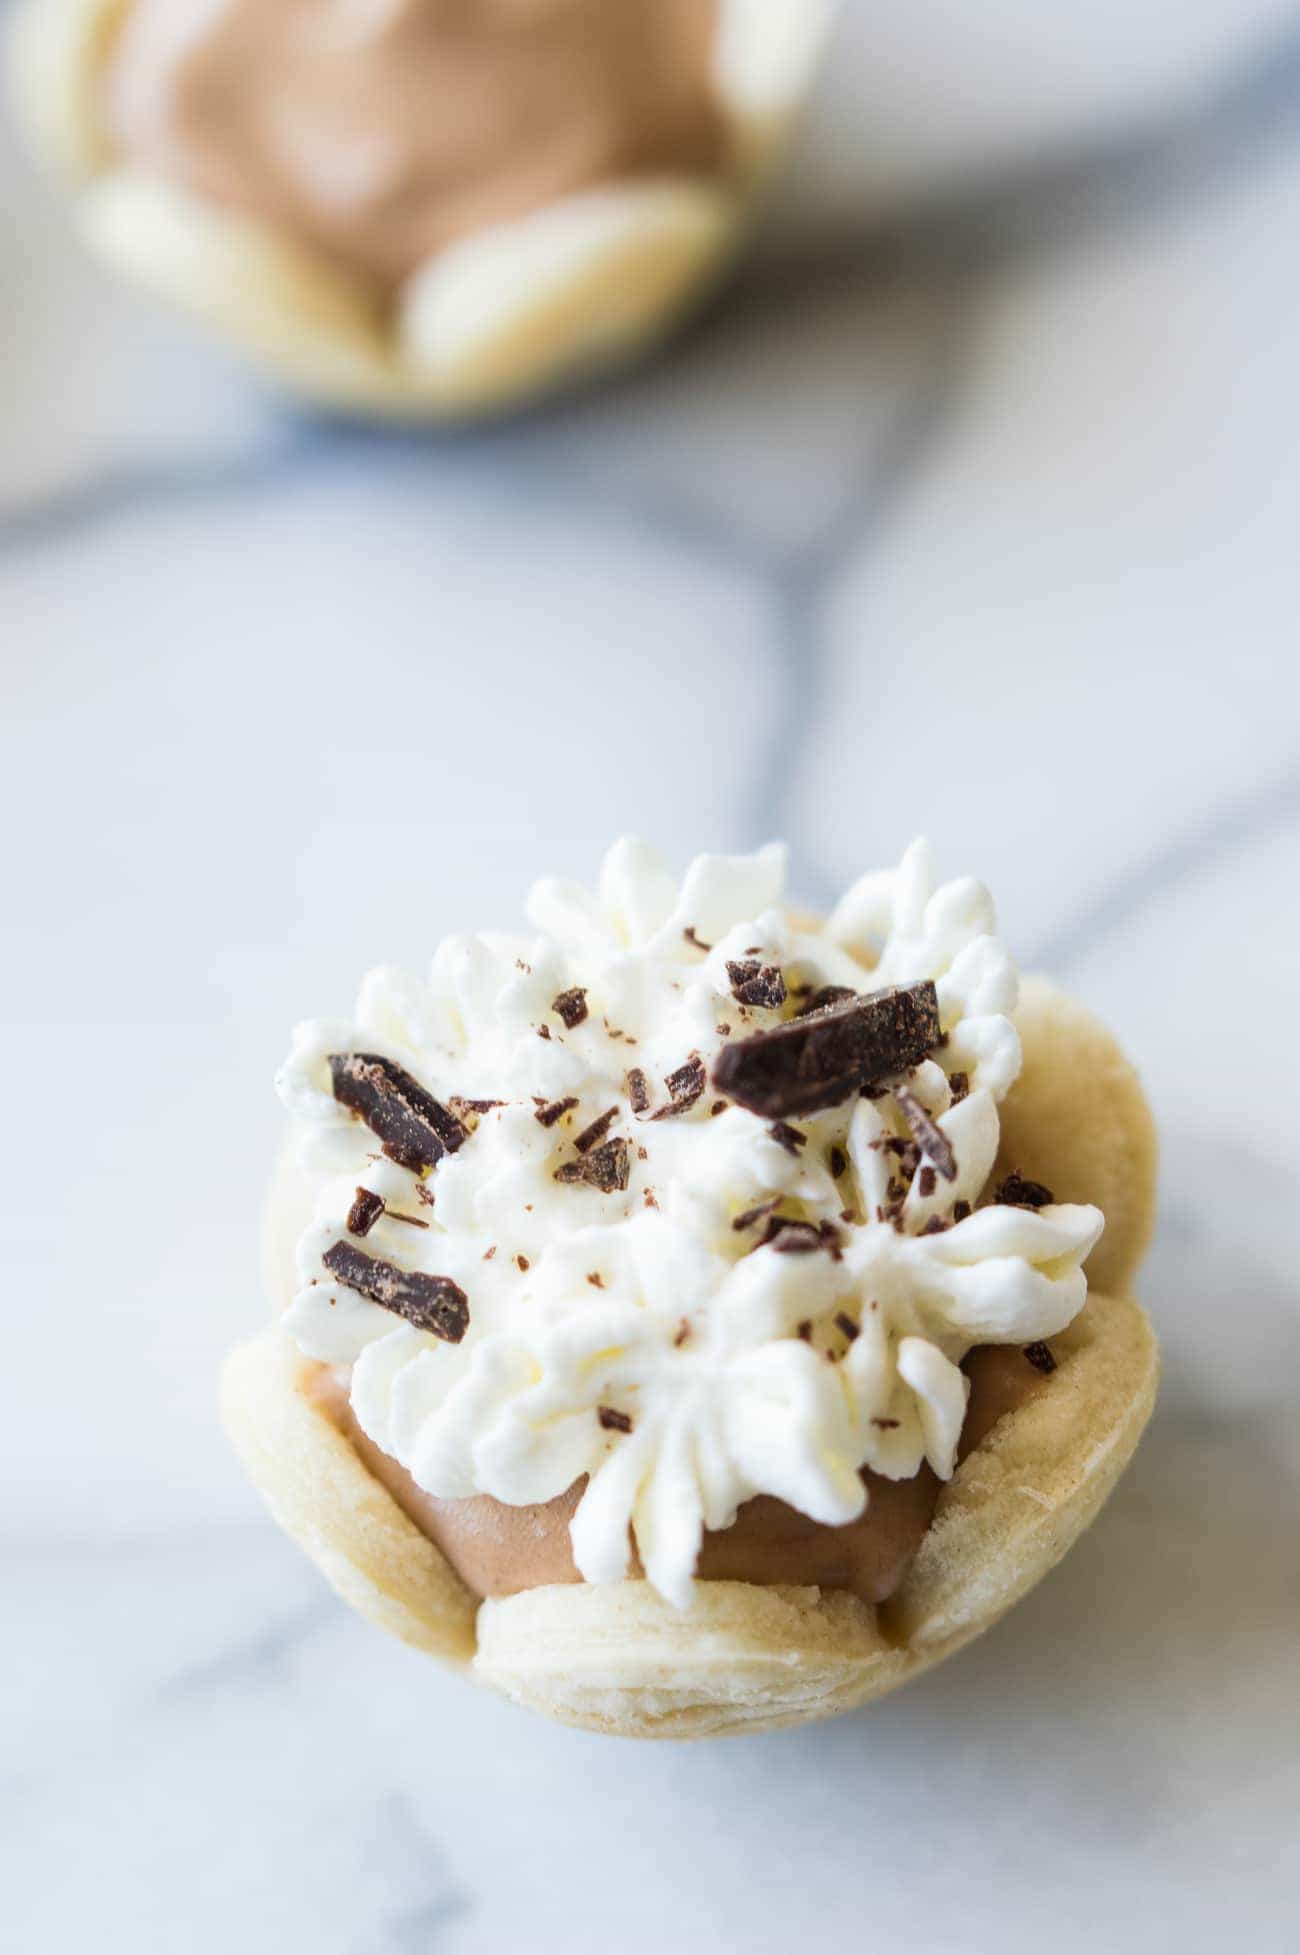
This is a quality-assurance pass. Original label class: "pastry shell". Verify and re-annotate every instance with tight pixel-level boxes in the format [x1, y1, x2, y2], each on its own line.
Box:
[222, 976, 1159, 1737]
[8, 0, 835, 415]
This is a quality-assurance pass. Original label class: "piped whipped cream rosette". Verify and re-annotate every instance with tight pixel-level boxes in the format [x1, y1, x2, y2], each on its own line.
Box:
[9, 0, 834, 415]
[274, 837, 1105, 1612]
[223, 834, 1158, 1734]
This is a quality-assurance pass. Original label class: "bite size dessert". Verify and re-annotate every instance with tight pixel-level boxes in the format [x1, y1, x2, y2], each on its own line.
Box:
[9, 0, 831, 414]
[224, 837, 1159, 1738]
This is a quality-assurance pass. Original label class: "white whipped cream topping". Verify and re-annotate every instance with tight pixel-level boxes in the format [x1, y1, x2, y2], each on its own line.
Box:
[277, 838, 1102, 1608]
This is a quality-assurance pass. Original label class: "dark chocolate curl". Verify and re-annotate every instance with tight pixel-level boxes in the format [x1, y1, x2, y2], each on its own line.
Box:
[322, 1240, 469, 1342]
[329, 1052, 466, 1171]
[711, 981, 941, 1117]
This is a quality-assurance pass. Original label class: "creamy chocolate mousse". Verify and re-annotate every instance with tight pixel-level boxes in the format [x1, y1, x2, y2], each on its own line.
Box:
[305, 1342, 1054, 1607]
[99, 0, 727, 288]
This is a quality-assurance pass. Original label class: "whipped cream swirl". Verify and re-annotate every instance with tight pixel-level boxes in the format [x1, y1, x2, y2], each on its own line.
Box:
[277, 839, 1102, 1608]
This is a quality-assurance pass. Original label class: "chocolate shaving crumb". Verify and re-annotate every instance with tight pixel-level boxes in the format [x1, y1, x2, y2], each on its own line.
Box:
[682, 927, 712, 952]
[515, 1254, 530, 1272]
[555, 1137, 631, 1194]
[768, 1120, 807, 1154]
[712, 981, 941, 1117]
[893, 1084, 957, 1182]
[796, 984, 858, 1017]
[996, 1171, 1055, 1209]
[828, 1145, 848, 1179]
[322, 1240, 468, 1342]
[384, 1209, 429, 1230]
[534, 1096, 578, 1128]
[953, 1199, 972, 1222]
[726, 959, 788, 1010]
[710, 1098, 727, 1116]
[346, 1188, 385, 1238]
[537, 1024, 551, 1040]
[1024, 1340, 1057, 1374]
[483, 1246, 497, 1260]
[643, 1188, 659, 1209]
[834, 1311, 860, 1343]
[872, 1417, 900, 1430]
[653, 1053, 705, 1119]
[636, 1145, 648, 1161]
[947, 1070, 970, 1103]
[732, 1197, 781, 1232]
[574, 1107, 618, 1154]
[587, 1272, 605, 1289]
[762, 1216, 844, 1258]
[796, 1320, 813, 1341]
[552, 986, 588, 1029]
[673, 1319, 690, 1347]
[329, 1053, 467, 1172]
[626, 1068, 650, 1114]
[920, 1215, 948, 1236]
[917, 1164, 937, 1199]
[597, 1406, 633, 1433]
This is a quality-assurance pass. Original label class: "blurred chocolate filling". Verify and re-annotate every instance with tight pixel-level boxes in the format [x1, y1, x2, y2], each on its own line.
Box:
[305, 1344, 1051, 1606]
[100, 0, 726, 290]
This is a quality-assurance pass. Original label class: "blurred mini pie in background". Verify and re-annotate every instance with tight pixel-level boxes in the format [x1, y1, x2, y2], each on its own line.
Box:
[224, 837, 1159, 1737]
[8, 0, 833, 415]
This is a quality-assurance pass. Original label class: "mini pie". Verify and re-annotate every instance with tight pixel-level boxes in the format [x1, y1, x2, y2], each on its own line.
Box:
[222, 838, 1158, 1738]
[9, 0, 832, 415]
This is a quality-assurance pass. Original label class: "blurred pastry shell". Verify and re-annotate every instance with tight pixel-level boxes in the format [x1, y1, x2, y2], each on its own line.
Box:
[222, 975, 1159, 1738]
[8, 0, 835, 415]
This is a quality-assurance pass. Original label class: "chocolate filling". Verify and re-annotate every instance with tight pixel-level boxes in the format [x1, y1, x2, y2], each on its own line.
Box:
[306, 1343, 1052, 1608]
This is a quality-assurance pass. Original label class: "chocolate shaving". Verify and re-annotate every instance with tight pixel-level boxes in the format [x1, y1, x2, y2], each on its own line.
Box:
[329, 1053, 466, 1172]
[767, 1120, 807, 1156]
[828, 1144, 848, 1180]
[682, 927, 712, 952]
[725, 959, 788, 1010]
[712, 981, 941, 1117]
[322, 1240, 468, 1342]
[1024, 1340, 1057, 1374]
[552, 987, 588, 1029]
[947, 1070, 970, 1104]
[710, 1099, 727, 1116]
[587, 1272, 605, 1289]
[625, 1068, 650, 1113]
[763, 1217, 843, 1258]
[346, 1188, 385, 1238]
[534, 1096, 578, 1128]
[732, 1197, 781, 1233]
[872, 1416, 901, 1430]
[597, 1406, 633, 1433]
[796, 984, 858, 1017]
[920, 1215, 948, 1235]
[554, 1137, 631, 1194]
[652, 1053, 705, 1119]
[917, 1164, 937, 1199]
[834, 1311, 860, 1343]
[953, 1199, 972, 1222]
[996, 1171, 1055, 1209]
[574, 1107, 619, 1154]
[893, 1084, 957, 1183]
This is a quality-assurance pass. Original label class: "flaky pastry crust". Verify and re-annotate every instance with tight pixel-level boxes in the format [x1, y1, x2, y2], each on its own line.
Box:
[222, 976, 1159, 1737]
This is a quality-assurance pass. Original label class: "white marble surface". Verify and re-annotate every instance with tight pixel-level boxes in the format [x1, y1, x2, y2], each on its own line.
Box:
[3, 6, 1300, 1951]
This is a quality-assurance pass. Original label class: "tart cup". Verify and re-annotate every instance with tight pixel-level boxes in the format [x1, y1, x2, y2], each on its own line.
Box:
[9, 0, 834, 417]
[222, 975, 1159, 1739]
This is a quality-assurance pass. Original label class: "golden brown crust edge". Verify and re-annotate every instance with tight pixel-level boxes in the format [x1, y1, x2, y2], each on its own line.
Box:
[224, 974, 1159, 1736]
[999, 974, 1158, 1298]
